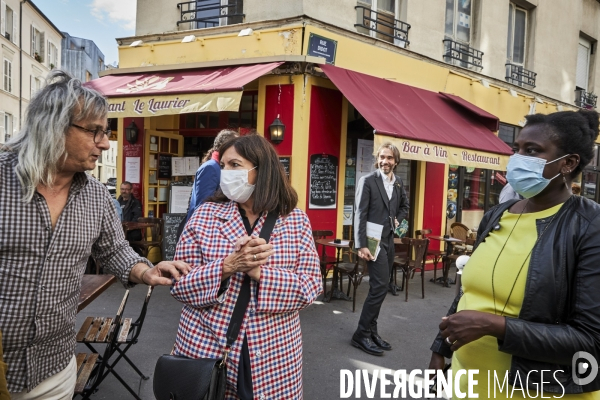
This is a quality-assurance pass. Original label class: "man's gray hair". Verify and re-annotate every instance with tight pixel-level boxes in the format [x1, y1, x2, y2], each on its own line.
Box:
[4, 70, 108, 202]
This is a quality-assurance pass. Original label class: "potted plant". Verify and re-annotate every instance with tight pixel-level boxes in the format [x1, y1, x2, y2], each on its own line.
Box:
[50, 63, 55, 69]
[34, 52, 42, 63]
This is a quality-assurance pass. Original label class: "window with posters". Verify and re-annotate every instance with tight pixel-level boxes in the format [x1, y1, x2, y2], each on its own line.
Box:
[446, 166, 506, 232]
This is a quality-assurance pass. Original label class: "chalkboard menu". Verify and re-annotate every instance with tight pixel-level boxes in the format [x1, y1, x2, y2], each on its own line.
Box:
[309, 154, 338, 209]
[162, 213, 186, 261]
[158, 154, 172, 179]
[279, 156, 291, 179]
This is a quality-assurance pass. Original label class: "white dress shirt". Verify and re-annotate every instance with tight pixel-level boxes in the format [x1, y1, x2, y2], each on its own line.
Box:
[381, 172, 396, 200]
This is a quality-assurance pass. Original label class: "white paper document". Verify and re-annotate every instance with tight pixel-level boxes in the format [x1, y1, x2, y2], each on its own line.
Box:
[125, 157, 140, 184]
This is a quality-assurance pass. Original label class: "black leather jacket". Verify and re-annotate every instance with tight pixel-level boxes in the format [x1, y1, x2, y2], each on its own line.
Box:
[431, 195, 600, 394]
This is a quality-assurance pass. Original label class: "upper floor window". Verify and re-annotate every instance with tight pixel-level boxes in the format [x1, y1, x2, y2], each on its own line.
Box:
[507, 3, 527, 65]
[3, 58, 12, 93]
[444, 0, 472, 44]
[177, 0, 244, 30]
[576, 37, 592, 91]
[2, 112, 13, 142]
[86, 70, 92, 82]
[30, 26, 45, 63]
[47, 41, 58, 68]
[355, 0, 409, 47]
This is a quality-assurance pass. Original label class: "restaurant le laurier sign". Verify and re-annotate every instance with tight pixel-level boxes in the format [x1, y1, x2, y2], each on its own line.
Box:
[374, 135, 509, 170]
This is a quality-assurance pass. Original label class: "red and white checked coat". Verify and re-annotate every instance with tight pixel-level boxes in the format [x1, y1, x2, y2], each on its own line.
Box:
[171, 201, 322, 400]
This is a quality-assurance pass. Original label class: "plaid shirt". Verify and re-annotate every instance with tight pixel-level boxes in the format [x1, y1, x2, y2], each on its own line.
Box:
[172, 201, 322, 400]
[0, 151, 150, 392]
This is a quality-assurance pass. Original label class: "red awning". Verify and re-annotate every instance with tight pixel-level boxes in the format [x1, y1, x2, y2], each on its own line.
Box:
[320, 65, 512, 159]
[86, 62, 283, 97]
[84, 63, 282, 118]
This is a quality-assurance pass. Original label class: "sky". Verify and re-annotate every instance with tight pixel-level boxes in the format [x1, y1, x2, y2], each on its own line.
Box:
[33, 0, 136, 66]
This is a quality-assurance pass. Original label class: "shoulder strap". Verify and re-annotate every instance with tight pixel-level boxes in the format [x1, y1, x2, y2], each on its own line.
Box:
[225, 210, 278, 348]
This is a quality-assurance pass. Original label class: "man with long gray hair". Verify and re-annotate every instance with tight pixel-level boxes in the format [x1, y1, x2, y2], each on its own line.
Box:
[0, 70, 191, 398]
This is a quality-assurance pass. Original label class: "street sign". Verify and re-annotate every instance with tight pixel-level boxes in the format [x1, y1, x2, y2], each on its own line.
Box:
[307, 33, 338, 65]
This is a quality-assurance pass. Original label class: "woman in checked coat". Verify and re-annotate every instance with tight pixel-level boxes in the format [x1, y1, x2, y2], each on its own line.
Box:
[172, 134, 323, 400]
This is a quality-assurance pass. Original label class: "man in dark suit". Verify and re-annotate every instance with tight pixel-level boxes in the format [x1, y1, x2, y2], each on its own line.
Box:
[352, 142, 410, 356]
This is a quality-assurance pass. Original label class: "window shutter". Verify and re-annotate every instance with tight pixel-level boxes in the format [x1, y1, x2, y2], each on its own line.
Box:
[12, 113, 16, 138]
[30, 75, 34, 98]
[0, 111, 4, 143]
[1, 1, 5, 38]
[12, 10, 17, 44]
[40, 32, 45, 62]
[30, 25, 34, 56]
[7, 60, 11, 92]
[576, 40, 590, 90]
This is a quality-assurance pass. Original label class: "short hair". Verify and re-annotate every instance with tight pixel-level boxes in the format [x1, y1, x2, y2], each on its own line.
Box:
[524, 109, 599, 176]
[373, 142, 401, 171]
[202, 129, 239, 162]
[209, 133, 298, 215]
[4, 69, 108, 202]
[121, 181, 133, 189]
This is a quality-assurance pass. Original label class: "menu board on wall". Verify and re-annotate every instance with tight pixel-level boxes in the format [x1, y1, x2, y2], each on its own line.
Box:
[162, 213, 186, 261]
[158, 154, 172, 179]
[309, 154, 338, 209]
[279, 156, 291, 179]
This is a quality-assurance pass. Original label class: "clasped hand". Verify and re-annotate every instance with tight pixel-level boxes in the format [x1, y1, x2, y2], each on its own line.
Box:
[222, 235, 274, 281]
[438, 310, 506, 351]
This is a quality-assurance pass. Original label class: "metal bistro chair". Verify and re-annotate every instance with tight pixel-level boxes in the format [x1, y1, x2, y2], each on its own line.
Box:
[336, 242, 369, 312]
[393, 238, 429, 302]
[74, 290, 130, 399]
[312, 230, 337, 296]
[129, 217, 164, 258]
[75, 287, 154, 399]
[415, 229, 444, 281]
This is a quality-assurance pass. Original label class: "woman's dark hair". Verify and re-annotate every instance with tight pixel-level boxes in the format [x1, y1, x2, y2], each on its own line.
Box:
[208, 133, 298, 215]
[524, 109, 599, 176]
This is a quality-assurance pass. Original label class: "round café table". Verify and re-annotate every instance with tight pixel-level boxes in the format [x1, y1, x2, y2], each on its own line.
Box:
[315, 239, 352, 302]
[427, 236, 463, 287]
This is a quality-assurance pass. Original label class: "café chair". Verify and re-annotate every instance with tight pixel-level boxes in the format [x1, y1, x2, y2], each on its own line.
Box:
[74, 290, 130, 399]
[75, 287, 154, 399]
[336, 243, 369, 312]
[450, 222, 472, 254]
[415, 229, 444, 281]
[312, 230, 337, 295]
[129, 217, 164, 258]
[393, 238, 429, 302]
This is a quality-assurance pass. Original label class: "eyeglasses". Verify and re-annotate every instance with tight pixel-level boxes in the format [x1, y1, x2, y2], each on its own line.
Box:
[71, 124, 111, 143]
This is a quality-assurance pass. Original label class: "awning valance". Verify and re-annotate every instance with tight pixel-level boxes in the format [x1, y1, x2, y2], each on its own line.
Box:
[320, 64, 512, 170]
[84, 62, 283, 118]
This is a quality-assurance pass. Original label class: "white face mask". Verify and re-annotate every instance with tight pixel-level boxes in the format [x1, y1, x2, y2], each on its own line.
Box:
[220, 166, 257, 203]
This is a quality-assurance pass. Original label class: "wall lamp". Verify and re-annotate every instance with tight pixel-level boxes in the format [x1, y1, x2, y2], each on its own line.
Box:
[125, 121, 139, 144]
[268, 115, 285, 144]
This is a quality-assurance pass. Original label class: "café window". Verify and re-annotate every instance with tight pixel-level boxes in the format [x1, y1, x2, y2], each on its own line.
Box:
[447, 166, 505, 231]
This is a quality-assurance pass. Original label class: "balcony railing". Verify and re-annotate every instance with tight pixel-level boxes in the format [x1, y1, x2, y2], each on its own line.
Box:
[355, 6, 410, 47]
[177, 0, 244, 29]
[442, 39, 483, 71]
[575, 89, 598, 109]
[505, 63, 536, 89]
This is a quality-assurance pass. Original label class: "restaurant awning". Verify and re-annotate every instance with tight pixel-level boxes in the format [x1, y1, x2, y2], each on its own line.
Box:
[320, 64, 512, 170]
[85, 62, 283, 118]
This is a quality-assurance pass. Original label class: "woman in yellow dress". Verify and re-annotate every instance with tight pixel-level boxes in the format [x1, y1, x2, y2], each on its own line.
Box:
[429, 109, 600, 399]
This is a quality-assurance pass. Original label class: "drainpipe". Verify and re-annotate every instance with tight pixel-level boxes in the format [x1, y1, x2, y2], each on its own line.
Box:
[19, 1, 23, 127]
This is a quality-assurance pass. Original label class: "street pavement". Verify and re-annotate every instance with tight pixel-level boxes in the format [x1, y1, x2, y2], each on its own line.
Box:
[75, 268, 457, 399]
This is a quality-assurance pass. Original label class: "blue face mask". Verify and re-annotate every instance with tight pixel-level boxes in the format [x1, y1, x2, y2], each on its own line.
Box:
[506, 153, 570, 199]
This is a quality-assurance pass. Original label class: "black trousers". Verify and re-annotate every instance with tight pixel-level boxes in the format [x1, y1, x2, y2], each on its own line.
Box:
[354, 232, 395, 339]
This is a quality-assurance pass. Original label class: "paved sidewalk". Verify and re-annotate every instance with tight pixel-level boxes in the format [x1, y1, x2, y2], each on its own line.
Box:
[75, 269, 457, 399]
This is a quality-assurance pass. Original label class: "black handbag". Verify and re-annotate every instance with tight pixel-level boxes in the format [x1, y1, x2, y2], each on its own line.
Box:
[153, 211, 278, 400]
